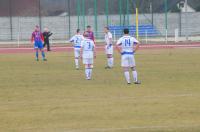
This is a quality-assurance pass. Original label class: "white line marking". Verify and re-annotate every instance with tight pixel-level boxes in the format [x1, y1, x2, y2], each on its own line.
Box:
[64, 124, 200, 132]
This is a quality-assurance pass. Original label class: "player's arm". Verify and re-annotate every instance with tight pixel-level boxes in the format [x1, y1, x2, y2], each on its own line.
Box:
[115, 38, 122, 54]
[48, 32, 53, 37]
[31, 33, 34, 45]
[80, 41, 83, 59]
[69, 36, 74, 43]
[133, 39, 140, 53]
[93, 44, 96, 59]
[91, 32, 96, 45]
[41, 33, 44, 43]
[109, 35, 113, 47]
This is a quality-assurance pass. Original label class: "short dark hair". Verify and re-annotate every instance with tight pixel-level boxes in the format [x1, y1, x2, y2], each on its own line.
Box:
[83, 32, 89, 37]
[87, 25, 91, 28]
[104, 26, 109, 30]
[76, 29, 80, 33]
[124, 28, 129, 34]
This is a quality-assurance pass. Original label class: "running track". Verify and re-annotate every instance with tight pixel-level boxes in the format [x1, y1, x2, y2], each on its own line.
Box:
[0, 43, 200, 54]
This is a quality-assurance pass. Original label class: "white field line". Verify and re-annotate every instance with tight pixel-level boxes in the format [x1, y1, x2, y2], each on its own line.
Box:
[64, 124, 200, 132]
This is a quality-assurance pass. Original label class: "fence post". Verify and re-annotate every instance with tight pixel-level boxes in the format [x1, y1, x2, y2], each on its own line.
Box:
[145, 30, 148, 44]
[119, 0, 122, 26]
[94, 0, 98, 38]
[185, 0, 189, 41]
[164, 0, 168, 44]
[17, 17, 21, 48]
[175, 28, 179, 43]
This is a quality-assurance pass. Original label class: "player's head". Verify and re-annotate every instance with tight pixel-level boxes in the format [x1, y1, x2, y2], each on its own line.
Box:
[104, 26, 109, 33]
[123, 28, 129, 35]
[76, 29, 80, 34]
[44, 28, 48, 32]
[87, 25, 91, 31]
[83, 32, 89, 39]
[35, 25, 40, 32]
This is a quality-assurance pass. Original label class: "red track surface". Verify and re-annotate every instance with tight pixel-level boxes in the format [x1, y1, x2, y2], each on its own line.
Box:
[0, 43, 200, 54]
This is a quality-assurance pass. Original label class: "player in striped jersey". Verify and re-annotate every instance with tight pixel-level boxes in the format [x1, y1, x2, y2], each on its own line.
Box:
[31, 25, 47, 61]
[116, 28, 141, 84]
[69, 29, 84, 69]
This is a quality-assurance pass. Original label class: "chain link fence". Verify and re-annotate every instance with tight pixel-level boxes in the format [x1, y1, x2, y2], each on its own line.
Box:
[0, 0, 200, 45]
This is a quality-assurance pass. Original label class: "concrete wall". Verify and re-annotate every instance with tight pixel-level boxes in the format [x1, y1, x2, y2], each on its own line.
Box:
[0, 12, 200, 41]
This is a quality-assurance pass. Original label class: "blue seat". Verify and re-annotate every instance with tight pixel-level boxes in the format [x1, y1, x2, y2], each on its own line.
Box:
[109, 25, 159, 37]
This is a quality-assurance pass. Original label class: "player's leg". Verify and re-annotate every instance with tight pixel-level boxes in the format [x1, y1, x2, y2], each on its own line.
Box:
[34, 42, 39, 61]
[47, 41, 50, 51]
[43, 42, 46, 48]
[107, 54, 113, 68]
[87, 59, 93, 79]
[122, 55, 131, 84]
[35, 48, 39, 61]
[38, 41, 47, 61]
[74, 49, 80, 69]
[40, 48, 47, 61]
[83, 58, 93, 80]
[105, 45, 114, 69]
[130, 56, 141, 84]
[83, 58, 89, 79]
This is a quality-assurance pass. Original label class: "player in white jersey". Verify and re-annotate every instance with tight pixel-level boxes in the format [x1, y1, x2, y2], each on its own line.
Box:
[69, 29, 84, 69]
[104, 27, 114, 69]
[80, 32, 96, 80]
[116, 28, 141, 84]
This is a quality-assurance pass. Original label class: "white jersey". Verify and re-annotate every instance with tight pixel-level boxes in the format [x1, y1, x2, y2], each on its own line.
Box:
[105, 32, 112, 45]
[81, 38, 95, 59]
[70, 34, 84, 48]
[116, 35, 139, 55]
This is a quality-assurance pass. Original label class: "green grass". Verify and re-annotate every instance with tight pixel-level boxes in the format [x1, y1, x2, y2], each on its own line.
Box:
[0, 48, 200, 132]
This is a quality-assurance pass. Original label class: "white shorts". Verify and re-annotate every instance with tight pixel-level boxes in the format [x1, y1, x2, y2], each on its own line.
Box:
[74, 48, 81, 58]
[105, 45, 113, 55]
[121, 55, 136, 67]
[83, 58, 93, 65]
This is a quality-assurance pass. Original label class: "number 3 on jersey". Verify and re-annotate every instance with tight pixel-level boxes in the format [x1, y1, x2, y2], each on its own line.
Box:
[87, 42, 92, 50]
[125, 39, 131, 47]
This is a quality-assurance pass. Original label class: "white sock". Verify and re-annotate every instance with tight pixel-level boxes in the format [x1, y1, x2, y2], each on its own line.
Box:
[85, 68, 90, 79]
[75, 59, 79, 68]
[89, 68, 93, 79]
[124, 71, 130, 83]
[107, 58, 114, 67]
[107, 58, 110, 67]
[109, 58, 114, 67]
[132, 71, 138, 82]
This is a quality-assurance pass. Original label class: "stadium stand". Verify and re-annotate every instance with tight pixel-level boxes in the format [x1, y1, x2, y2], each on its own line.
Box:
[109, 25, 159, 37]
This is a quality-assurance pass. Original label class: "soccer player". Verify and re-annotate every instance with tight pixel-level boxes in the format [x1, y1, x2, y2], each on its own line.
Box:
[43, 28, 53, 51]
[69, 29, 84, 69]
[84, 25, 95, 42]
[104, 27, 114, 69]
[116, 28, 141, 84]
[31, 25, 47, 61]
[80, 32, 96, 80]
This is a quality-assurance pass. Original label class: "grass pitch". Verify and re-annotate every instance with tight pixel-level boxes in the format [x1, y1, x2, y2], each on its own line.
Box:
[0, 48, 200, 132]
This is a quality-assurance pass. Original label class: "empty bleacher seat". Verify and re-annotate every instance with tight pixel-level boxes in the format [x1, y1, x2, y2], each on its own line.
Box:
[109, 25, 159, 37]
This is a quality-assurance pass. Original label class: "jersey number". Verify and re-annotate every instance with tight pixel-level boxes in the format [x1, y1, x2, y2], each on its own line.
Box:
[87, 42, 92, 49]
[125, 39, 131, 47]
[75, 38, 79, 43]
